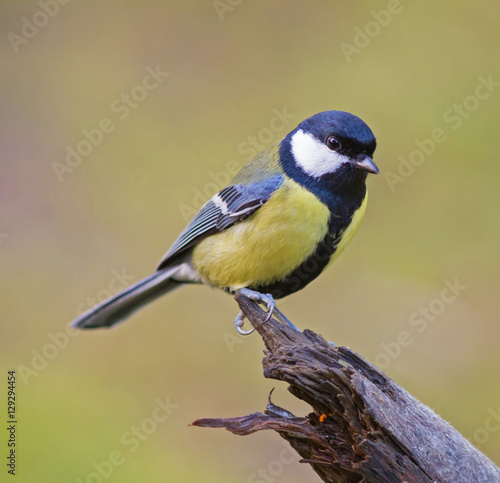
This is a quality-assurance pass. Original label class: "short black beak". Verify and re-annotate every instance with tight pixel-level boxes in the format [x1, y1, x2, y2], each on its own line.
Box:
[354, 155, 379, 174]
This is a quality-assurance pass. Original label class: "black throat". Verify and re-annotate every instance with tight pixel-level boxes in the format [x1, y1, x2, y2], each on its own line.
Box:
[248, 139, 369, 299]
[279, 137, 368, 234]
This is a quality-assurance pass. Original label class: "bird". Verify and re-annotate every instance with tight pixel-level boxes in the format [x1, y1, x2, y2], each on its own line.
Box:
[71, 110, 378, 334]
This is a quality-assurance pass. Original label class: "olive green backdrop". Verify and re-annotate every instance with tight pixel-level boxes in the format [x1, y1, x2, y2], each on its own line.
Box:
[2, 1, 500, 481]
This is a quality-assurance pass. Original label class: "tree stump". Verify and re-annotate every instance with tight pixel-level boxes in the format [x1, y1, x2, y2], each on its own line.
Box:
[191, 293, 500, 482]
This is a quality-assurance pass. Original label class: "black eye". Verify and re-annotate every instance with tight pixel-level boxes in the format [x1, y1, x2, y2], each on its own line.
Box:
[326, 135, 340, 150]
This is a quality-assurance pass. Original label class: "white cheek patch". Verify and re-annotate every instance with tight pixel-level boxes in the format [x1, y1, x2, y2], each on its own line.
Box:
[290, 129, 350, 178]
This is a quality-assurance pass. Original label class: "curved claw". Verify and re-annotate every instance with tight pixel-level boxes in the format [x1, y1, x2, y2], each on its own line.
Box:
[237, 288, 275, 322]
[233, 289, 278, 334]
[234, 311, 255, 335]
[256, 293, 275, 322]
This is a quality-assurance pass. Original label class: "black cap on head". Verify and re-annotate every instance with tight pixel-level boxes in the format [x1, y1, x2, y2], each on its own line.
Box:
[298, 111, 376, 158]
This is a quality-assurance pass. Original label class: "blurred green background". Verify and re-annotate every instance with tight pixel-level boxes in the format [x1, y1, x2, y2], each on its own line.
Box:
[2, 1, 500, 481]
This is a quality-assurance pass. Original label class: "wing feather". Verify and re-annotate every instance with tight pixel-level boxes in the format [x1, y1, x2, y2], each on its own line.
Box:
[157, 175, 283, 269]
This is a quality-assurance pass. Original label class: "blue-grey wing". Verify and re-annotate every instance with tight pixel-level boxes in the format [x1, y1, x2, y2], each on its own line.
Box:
[157, 174, 284, 269]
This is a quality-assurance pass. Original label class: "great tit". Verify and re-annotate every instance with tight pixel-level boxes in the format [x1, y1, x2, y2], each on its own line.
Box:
[71, 111, 378, 333]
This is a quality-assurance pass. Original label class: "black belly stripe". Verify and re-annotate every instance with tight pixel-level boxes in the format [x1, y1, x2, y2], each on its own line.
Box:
[250, 230, 343, 299]
[247, 144, 369, 300]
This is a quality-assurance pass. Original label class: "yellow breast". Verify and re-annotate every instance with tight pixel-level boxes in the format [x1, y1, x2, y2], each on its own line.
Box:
[325, 192, 367, 269]
[191, 178, 331, 290]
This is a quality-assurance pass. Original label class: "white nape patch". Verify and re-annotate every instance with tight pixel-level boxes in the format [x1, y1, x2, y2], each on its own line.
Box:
[290, 130, 350, 178]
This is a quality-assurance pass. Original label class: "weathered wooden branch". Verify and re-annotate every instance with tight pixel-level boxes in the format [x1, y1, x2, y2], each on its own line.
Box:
[191, 294, 500, 483]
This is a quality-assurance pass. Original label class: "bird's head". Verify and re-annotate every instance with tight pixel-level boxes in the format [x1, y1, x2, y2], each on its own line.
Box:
[281, 111, 378, 183]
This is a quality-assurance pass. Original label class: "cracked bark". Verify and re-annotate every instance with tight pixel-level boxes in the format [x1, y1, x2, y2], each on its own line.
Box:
[191, 293, 500, 483]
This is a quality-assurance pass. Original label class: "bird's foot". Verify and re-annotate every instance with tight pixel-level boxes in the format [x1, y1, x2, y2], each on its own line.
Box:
[233, 312, 255, 335]
[233, 288, 275, 335]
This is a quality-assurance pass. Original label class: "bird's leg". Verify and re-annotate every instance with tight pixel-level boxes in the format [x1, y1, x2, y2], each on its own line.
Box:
[233, 288, 275, 335]
[272, 306, 302, 333]
[233, 289, 301, 334]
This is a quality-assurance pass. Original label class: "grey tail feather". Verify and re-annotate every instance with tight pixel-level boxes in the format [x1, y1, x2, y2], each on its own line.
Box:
[71, 267, 183, 329]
